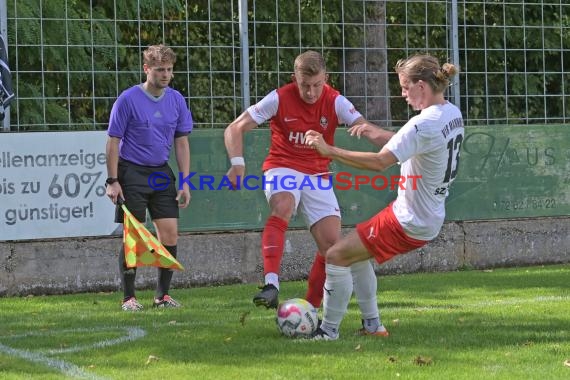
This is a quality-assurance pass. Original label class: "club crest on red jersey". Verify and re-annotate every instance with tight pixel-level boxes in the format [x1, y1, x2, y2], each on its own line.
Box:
[320, 116, 328, 130]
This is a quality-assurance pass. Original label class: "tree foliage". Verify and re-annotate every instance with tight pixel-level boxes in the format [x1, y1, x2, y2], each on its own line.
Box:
[5, 0, 569, 131]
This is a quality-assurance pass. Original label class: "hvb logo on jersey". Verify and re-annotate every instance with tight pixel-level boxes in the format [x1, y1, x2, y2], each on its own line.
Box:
[289, 131, 306, 144]
[319, 116, 328, 130]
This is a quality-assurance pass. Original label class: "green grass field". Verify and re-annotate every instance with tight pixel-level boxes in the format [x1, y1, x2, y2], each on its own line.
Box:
[1, 264, 569, 380]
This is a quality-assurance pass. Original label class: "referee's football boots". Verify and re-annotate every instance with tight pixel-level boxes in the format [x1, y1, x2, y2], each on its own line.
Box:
[153, 295, 181, 308]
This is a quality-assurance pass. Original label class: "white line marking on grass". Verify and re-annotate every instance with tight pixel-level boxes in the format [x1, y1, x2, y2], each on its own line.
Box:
[45, 327, 146, 354]
[0, 326, 146, 379]
[4, 326, 146, 341]
[0, 342, 107, 380]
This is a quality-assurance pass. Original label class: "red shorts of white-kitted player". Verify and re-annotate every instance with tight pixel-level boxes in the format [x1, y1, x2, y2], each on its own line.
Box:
[356, 202, 428, 264]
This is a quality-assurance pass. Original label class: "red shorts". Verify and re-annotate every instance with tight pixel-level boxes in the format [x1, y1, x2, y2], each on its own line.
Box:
[356, 203, 428, 264]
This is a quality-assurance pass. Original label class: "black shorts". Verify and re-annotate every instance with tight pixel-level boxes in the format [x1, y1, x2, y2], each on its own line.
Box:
[114, 159, 179, 223]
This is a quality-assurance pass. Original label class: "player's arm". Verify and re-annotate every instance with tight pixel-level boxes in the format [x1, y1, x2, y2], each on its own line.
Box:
[305, 130, 398, 172]
[224, 111, 259, 187]
[174, 135, 191, 208]
[224, 110, 258, 160]
[348, 116, 395, 147]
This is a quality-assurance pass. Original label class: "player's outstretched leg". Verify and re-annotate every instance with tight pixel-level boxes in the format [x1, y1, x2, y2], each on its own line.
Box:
[253, 215, 288, 309]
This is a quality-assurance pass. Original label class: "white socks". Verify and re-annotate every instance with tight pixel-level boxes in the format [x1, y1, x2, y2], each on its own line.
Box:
[265, 272, 279, 290]
[321, 264, 353, 338]
[351, 260, 379, 320]
[322, 260, 382, 337]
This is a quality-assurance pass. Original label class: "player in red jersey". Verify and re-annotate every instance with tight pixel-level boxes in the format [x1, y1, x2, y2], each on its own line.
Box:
[225, 51, 392, 336]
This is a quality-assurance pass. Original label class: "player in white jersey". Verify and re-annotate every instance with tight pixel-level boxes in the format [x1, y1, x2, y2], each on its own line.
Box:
[304, 54, 465, 340]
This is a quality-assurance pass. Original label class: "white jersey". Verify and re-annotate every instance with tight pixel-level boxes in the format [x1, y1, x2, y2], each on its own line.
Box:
[385, 102, 464, 240]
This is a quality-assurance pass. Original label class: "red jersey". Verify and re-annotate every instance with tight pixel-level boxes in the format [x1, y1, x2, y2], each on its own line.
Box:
[262, 83, 340, 175]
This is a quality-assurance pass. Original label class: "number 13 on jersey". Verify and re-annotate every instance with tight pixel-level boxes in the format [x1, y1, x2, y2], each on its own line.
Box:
[435, 133, 464, 196]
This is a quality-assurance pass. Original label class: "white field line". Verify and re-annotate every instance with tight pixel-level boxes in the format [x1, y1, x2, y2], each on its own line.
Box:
[0, 326, 146, 379]
[0, 342, 109, 380]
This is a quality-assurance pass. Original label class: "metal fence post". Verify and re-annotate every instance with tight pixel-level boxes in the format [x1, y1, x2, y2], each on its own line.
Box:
[0, 0, 10, 131]
[239, 0, 250, 110]
[449, 0, 460, 107]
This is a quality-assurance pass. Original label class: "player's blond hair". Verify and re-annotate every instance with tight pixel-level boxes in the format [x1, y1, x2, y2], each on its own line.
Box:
[294, 50, 326, 77]
[143, 44, 176, 67]
[395, 54, 458, 93]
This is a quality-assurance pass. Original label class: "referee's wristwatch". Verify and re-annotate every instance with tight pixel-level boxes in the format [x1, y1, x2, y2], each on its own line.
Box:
[105, 177, 119, 187]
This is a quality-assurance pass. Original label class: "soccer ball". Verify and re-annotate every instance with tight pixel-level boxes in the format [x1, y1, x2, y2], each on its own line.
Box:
[276, 298, 318, 338]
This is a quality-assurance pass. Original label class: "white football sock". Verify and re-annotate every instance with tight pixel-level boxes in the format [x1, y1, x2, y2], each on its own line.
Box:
[363, 317, 382, 332]
[351, 259, 379, 320]
[265, 272, 279, 290]
[321, 264, 353, 337]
